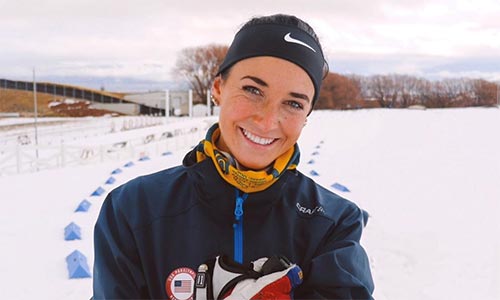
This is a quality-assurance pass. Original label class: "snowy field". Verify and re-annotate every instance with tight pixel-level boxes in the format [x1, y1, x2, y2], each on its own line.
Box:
[0, 108, 499, 300]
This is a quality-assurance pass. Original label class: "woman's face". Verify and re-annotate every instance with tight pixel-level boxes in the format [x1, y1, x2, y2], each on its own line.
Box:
[212, 56, 314, 170]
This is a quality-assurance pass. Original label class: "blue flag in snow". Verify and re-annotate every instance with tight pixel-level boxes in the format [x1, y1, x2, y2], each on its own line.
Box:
[66, 250, 91, 279]
[331, 182, 350, 192]
[75, 200, 91, 212]
[64, 222, 81, 241]
[362, 209, 370, 227]
[310, 170, 320, 176]
[91, 186, 106, 196]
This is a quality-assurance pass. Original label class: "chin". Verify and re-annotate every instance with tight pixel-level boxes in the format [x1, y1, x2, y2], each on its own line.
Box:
[238, 159, 272, 171]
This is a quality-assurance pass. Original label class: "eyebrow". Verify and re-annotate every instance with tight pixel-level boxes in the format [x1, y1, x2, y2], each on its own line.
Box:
[289, 92, 310, 103]
[241, 75, 268, 87]
[241, 75, 310, 103]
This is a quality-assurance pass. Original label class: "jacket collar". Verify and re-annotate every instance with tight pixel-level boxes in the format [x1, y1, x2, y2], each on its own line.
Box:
[183, 148, 293, 219]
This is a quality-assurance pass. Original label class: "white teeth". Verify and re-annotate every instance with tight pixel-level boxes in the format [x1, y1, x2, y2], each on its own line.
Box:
[242, 128, 275, 145]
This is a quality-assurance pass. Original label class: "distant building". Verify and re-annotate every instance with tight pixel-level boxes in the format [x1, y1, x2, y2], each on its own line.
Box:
[124, 91, 191, 116]
[0, 78, 204, 116]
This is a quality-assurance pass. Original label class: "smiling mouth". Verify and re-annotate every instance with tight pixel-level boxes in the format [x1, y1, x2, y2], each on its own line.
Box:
[241, 128, 276, 146]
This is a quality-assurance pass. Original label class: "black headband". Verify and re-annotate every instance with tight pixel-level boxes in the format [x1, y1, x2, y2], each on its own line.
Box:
[217, 23, 327, 107]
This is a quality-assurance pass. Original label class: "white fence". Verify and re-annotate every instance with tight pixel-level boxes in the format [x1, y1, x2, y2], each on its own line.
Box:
[0, 117, 216, 176]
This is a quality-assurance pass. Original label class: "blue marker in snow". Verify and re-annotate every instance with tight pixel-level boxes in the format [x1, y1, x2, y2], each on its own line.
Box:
[75, 199, 91, 212]
[331, 182, 350, 192]
[310, 170, 320, 176]
[105, 176, 116, 185]
[91, 186, 106, 197]
[66, 250, 91, 279]
[64, 222, 81, 241]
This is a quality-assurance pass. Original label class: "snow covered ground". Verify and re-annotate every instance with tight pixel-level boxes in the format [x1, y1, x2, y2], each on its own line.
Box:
[0, 108, 499, 300]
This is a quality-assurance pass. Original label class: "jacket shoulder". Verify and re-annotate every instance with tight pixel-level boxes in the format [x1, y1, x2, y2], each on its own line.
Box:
[286, 170, 363, 222]
[105, 164, 197, 230]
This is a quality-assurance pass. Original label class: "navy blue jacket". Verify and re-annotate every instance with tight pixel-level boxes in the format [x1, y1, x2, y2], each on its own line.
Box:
[93, 149, 374, 299]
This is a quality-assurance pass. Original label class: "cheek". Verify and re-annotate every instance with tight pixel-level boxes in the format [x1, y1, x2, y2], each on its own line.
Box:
[282, 117, 305, 141]
[220, 97, 255, 118]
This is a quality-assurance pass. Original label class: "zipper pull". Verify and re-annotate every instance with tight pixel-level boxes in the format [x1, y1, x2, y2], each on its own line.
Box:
[234, 190, 248, 222]
[234, 196, 244, 221]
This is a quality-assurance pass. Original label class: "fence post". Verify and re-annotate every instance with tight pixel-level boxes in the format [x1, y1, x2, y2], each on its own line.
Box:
[129, 142, 134, 160]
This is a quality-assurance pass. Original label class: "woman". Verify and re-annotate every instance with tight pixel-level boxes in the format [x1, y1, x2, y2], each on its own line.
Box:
[93, 14, 374, 299]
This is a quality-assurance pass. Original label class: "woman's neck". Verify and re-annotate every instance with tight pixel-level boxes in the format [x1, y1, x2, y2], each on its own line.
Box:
[215, 138, 272, 172]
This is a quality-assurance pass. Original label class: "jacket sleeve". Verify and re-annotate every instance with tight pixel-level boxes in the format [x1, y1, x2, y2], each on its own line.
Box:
[300, 205, 375, 299]
[93, 190, 149, 299]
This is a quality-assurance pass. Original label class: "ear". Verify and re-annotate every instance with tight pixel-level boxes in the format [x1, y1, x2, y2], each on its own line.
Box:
[212, 76, 223, 102]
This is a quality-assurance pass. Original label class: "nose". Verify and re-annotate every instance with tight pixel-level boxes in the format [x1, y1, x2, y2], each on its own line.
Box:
[253, 102, 281, 131]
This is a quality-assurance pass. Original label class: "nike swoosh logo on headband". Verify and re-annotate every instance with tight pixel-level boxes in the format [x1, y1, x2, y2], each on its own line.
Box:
[284, 32, 317, 53]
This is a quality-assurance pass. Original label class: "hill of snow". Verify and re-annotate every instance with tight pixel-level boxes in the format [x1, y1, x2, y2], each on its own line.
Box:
[0, 108, 499, 300]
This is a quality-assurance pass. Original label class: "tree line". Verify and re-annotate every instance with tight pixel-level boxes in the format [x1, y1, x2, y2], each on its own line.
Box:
[174, 44, 499, 110]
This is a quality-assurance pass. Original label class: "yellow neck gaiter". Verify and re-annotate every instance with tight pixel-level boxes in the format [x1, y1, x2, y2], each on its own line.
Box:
[195, 123, 300, 193]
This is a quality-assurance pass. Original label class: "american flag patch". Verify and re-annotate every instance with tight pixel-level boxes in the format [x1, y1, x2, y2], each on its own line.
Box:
[174, 280, 192, 293]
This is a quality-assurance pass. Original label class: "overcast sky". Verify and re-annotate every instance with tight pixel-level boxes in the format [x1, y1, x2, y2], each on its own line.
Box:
[1, 0, 499, 90]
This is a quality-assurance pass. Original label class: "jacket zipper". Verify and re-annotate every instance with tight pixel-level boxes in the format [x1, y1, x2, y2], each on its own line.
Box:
[233, 189, 248, 264]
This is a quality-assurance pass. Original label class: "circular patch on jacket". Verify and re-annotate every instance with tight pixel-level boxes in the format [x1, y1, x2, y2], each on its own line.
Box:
[165, 267, 196, 300]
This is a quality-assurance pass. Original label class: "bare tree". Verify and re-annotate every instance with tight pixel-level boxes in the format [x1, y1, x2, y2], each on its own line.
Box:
[368, 75, 399, 108]
[316, 73, 362, 109]
[398, 75, 422, 107]
[472, 79, 497, 106]
[172, 44, 228, 104]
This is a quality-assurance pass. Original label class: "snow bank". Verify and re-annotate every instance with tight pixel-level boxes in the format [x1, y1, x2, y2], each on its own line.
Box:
[0, 108, 499, 300]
